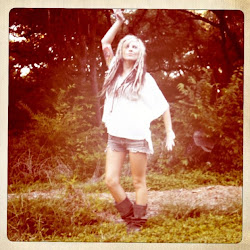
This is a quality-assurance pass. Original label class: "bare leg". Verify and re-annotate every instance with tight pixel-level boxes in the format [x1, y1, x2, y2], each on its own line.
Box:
[105, 148, 127, 203]
[129, 152, 148, 205]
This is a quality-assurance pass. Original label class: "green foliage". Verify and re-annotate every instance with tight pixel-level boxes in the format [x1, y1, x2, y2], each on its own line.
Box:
[82, 176, 134, 193]
[73, 169, 242, 194]
[171, 67, 243, 171]
[9, 9, 243, 185]
[8, 150, 72, 185]
[57, 213, 242, 243]
[138, 213, 242, 243]
[8, 84, 106, 185]
[8, 182, 242, 242]
[213, 68, 243, 169]
[8, 10, 243, 243]
[146, 169, 242, 191]
[9, 168, 242, 195]
[7, 192, 116, 241]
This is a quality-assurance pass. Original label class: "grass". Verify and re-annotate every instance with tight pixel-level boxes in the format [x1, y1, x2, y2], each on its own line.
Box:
[47, 213, 242, 243]
[62, 168, 243, 193]
[7, 191, 242, 243]
[146, 169, 242, 190]
[7, 169, 242, 242]
[132, 213, 242, 243]
[8, 167, 242, 195]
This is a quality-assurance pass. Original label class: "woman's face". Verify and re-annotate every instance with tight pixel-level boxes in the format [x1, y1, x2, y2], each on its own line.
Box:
[122, 39, 140, 62]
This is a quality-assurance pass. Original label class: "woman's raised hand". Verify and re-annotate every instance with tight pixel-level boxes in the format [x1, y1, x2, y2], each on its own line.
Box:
[113, 9, 125, 22]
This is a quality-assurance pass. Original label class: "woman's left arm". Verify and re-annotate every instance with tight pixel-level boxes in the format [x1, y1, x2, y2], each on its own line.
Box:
[163, 108, 175, 151]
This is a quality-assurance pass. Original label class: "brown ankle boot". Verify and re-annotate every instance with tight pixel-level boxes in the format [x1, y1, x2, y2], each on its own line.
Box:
[127, 204, 147, 232]
[115, 197, 134, 223]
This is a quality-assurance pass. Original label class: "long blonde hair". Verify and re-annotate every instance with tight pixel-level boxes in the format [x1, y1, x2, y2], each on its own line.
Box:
[101, 35, 146, 100]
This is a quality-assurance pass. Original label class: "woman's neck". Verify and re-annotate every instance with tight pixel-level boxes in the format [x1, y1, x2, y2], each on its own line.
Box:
[122, 60, 135, 77]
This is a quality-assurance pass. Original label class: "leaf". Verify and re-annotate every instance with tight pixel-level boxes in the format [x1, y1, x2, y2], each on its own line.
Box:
[181, 159, 189, 166]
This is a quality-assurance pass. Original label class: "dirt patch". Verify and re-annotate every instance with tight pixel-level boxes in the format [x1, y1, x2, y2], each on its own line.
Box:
[95, 185, 242, 219]
[8, 185, 242, 221]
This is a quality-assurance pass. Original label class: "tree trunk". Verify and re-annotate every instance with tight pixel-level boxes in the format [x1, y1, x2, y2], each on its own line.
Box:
[213, 11, 233, 87]
[89, 14, 102, 126]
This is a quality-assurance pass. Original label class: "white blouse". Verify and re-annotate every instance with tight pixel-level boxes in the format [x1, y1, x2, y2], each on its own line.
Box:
[102, 72, 169, 154]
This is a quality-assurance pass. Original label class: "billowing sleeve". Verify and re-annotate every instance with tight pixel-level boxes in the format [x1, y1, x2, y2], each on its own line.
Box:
[141, 73, 169, 122]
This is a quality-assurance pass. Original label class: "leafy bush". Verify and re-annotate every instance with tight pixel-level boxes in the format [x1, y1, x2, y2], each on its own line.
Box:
[169, 67, 243, 171]
[8, 84, 106, 185]
[8, 150, 73, 185]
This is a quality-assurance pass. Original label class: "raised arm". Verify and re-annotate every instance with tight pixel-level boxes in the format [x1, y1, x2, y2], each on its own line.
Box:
[101, 9, 125, 67]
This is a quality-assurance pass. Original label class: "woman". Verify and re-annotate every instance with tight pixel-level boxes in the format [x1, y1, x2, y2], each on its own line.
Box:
[100, 9, 175, 232]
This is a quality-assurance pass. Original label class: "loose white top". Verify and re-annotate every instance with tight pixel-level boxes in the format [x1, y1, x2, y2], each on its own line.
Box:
[102, 72, 169, 154]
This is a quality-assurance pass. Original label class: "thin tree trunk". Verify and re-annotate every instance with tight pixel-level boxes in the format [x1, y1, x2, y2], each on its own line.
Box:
[214, 11, 233, 86]
[89, 14, 101, 126]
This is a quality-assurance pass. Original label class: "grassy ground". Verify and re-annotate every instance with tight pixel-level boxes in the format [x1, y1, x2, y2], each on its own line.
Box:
[8, 168, 242, 194]
[7, 169, 242, 243]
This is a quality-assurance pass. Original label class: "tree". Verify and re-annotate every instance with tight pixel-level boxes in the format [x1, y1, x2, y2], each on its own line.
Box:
[8, 9, 243, 184]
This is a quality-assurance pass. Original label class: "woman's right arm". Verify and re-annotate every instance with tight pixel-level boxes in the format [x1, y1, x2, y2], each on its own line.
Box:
[101, 9, 125, 67]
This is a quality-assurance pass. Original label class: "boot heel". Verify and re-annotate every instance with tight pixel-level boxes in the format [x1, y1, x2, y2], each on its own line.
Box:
[126, 203, 148, 232]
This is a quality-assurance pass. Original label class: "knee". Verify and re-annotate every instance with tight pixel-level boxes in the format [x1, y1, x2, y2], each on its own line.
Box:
[105, 176, 120, 189]
[133, 178, 146, 190]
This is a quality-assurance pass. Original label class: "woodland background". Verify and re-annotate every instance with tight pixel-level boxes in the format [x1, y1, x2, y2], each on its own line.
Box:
[9, 9, 243, 184]
[7, 9, 243, 242]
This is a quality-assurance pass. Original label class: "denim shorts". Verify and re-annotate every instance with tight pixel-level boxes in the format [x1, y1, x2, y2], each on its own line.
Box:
[107, 134, 151, 154]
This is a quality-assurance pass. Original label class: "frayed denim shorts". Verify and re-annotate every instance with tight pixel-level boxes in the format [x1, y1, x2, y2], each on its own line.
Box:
[106, 134, 151, 154]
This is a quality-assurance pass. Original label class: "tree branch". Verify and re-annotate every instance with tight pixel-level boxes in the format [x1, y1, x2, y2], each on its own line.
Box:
[127, 9, 148, 35]
[178, 10, 220, 28]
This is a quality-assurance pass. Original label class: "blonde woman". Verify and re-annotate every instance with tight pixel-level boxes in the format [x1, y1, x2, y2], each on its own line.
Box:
[101, 9, 175, 232]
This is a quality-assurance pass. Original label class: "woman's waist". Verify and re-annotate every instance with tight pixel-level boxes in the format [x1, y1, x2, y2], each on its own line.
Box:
[106, 123, 150, 139]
